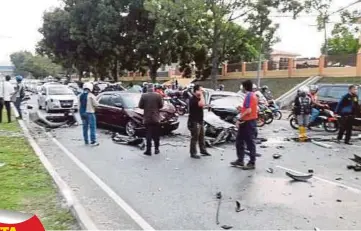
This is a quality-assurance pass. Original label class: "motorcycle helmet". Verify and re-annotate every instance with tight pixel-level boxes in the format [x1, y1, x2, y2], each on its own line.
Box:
[309, 85, 319, 94]
[142, 82, 148, 87]
[252, 84, 258, 91]
[261, 85, 268, 91]
[239, 84, 243, 90]
[83, 82, 94, 92]
[15, 75, 23, 82]
[298, 86, 309, 96]
[219, 84, 225, 91]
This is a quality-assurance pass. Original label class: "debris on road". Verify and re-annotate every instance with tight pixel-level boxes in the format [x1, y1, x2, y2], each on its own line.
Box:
[112, 133, 145, 150]
[216, 192, 222, 225]
[311, 140, 332, 149]
[335, 177, 342, 181]
[308, 169, 314, 173]
[235, 200, 244, 212]
[286, 171, 313, 182]
[336, 199, 342, 202]
[221, 225, 233, 230]
[273, 154, 281, 159]
[314, 227, 320, 231]
[260, 145, 268, 148]
[266, 168, 274, 173]
[276, 145, 285, 149]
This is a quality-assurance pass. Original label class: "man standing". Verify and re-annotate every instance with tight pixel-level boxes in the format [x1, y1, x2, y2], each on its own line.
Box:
[79, 82, 99, 146]
[139, 83, 164, 156]
[188, 84, 211, 159]
[14, 75, 25, 119]
[231, 80, 258, 170]
[336, 85, 359, 145]
[0, 75, 15, 123]
[293, 86, 312, 141]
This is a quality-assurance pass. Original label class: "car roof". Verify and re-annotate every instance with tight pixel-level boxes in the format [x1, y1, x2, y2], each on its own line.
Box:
[98, 91, 141, 97]
[318, 83, 361, 87]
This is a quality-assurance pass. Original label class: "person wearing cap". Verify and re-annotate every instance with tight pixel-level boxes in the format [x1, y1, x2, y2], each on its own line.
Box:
[79, 82, 99, 146]
[139, 83, 164, 156]
[0, 75, 15, 123]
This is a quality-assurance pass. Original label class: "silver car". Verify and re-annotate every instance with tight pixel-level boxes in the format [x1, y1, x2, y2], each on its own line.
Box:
[38, 85, 78, 112]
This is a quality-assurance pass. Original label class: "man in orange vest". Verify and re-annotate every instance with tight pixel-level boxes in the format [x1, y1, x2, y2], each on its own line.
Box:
[231, 80, 258, 170]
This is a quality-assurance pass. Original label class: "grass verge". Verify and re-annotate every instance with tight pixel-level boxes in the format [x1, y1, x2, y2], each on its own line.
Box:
[0, 112, 78, 230]
[195, 77, 307, 98]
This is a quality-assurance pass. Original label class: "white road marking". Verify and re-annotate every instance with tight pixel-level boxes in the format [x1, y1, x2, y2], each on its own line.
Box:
[276, 165, 361, 194]
[212, 146, 225, 151]
[47, 133, 155, 231]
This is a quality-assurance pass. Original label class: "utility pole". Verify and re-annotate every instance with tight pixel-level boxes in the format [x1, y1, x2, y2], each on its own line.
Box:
[256, 42, 263, 88]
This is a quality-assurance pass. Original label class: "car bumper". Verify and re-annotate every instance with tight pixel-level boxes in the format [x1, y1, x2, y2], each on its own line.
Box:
[48, 104, 78, 111]
[135, 121, 180, 133]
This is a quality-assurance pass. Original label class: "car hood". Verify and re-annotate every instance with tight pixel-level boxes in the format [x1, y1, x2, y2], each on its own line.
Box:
[128, 104, 176, 115]
[47, 95, 78, 101]
[204, 110, 235, 129]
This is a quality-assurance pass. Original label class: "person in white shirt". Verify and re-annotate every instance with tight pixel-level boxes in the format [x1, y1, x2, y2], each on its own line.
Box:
[0, 75, 15, 123]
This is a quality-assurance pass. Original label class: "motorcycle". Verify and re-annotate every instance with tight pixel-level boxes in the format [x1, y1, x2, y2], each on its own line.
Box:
[288, 108, 339, 132]
[259, 104, 274, 125]
[170, 96, 188, 115]
[268, 100, 282, 120]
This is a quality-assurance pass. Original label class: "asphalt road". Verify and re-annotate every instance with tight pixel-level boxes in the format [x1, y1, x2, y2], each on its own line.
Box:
[22, 94, 361, 230]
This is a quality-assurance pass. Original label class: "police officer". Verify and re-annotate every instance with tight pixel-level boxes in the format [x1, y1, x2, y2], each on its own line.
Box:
[336, 85, 359, 145]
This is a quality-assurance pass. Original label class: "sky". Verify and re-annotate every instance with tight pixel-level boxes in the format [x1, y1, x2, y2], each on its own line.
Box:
[0, 0, 359, 66]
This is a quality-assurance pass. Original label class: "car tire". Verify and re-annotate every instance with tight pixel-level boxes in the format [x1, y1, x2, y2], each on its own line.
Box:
[125, 121, 137, 137]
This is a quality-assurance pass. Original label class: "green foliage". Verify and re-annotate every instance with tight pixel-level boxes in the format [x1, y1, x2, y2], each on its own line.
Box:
[321, 26, 360, 55]
[10, 51, 62, 78]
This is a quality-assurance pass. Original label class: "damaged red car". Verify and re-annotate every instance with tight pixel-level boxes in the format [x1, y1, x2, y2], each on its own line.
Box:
[96, 92, 180, 136]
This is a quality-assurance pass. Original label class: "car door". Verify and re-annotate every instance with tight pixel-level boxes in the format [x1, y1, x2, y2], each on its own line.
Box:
[96, 95, 113, 126]
[110, 95, 128, 128]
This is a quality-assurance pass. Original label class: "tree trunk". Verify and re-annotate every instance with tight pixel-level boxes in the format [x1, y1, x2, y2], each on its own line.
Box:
[112, 59, 118, 82]
[149, 65, 158, 83]
[78, 69, 83, 81]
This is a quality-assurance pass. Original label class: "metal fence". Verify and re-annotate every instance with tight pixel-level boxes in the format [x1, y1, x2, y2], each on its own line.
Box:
[246, 62, 261, 72]
[294, 58, 319, 69]
[267, 61, 278, 71]
[324, 54, 357, 67]
[227, 63, 243, 73]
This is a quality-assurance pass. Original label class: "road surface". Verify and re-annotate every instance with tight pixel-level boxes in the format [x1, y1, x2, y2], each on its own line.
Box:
[21, 94, 361, 230]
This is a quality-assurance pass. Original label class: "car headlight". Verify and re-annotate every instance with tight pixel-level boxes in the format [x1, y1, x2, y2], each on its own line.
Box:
[49, 99, 60, 105]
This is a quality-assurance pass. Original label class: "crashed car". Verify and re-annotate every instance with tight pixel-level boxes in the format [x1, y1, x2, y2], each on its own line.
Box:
[210, 96, 244, 124]
[203, 110, 237, 146]
[96, 92, 179, 136]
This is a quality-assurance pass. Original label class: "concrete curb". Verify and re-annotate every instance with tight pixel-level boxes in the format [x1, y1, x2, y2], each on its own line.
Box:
[11, 102, 98, 230]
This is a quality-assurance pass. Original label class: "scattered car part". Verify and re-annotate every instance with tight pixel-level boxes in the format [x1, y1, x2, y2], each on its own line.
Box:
[276, 145, 285, 149]
[308, 169, 314, 173]
[221, 225, 233, 230]
[336, 199, 342, 202]
[260, 145, 268, 148]
[216, 192, 222, 225]
[235, 200, 244, 212]
[335, 177, 342, 181]
[266, 168, 274, 173]
[353, 154, 361, 163]
[273, 154, 281, 159]
[111, 133, 145, 150]
[286, 171, 313, 182]
[311, 140, 332, 149]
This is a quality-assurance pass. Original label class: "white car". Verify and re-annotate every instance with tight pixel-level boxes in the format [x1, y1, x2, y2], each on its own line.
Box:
[38, 85, 78, 112]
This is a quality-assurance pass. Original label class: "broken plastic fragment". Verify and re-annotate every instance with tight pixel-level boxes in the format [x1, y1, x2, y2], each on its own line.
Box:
[286, 171, 313, 181]
[235, 200, 244, 212]
[221, 225, 233, 230]
[335, 177, 342, 181]
[273, 154, 281, 159]
[336, 199, 342, 202]
[308, 169, 314, 173]
[266, 168, 274, 173]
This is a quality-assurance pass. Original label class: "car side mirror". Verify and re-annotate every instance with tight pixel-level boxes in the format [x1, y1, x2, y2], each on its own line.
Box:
[114, 103, 123, 108]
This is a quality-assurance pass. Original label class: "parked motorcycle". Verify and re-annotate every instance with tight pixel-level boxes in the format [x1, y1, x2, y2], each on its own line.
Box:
[288, 108, 339, 132]
[170, 96, 188, 115]
[268, 100, 282, 120]
[259, 104, 274, 125]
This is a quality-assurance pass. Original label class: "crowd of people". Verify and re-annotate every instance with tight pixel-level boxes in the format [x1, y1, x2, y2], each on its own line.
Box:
[2, 75, 360, 170]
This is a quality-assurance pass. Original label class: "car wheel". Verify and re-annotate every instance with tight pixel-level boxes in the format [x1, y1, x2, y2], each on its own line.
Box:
[125, 121, 137, 137]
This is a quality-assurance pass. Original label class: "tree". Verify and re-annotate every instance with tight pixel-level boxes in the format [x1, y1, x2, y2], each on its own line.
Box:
[321, 26, 360, 55]
[10, 51, 33, 76]
[10, 51, 63, 78]
[145, 0, 306, 88]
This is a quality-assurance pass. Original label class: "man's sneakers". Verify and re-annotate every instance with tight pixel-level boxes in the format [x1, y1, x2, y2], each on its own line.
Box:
[143, 151, 152, 156]
[190, 154, 201, 159]
[91, 141, 100, 147]
[155, 149, 160, 155]
[201, 151, 212, 156]
[345, 141, 353, 145]
[230, 160, 255, 170]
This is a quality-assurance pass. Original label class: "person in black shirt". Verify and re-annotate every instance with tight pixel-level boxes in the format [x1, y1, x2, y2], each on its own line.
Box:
[336, 85, 359, 145]
[187, 85, 211, 159]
